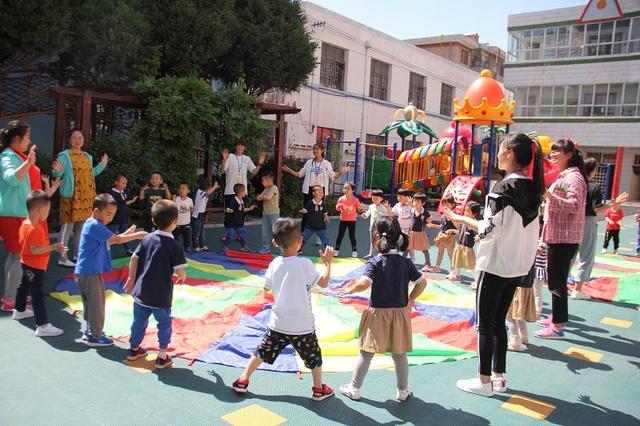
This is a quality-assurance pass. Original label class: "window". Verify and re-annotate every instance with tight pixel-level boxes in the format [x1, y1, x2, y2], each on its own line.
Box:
[320, 44, 346, 91]
[369, 59, 390, 101]
[460, 49, 469, 65]
[440, 83, 454, 117]
[408, 72, 426, 110]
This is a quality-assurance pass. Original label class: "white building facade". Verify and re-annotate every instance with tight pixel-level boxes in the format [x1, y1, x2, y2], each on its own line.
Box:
[505, 0, 640, 200]
[275, 2, 478, 192]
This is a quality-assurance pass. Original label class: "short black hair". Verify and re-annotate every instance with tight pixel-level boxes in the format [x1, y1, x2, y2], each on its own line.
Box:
[114, 173, 127, 182]
[93, 193, 117, 210]
[26, 190, 50, 211]
[234, 140, 246, 147]
[179, 181, 189, 188]
[152, 199, 178, 229]
[370, 189, 384, 199]
[233, 183, 245, 195]
[413, 192, 427, 205]
[150, 171, 162, 178]
[442, 194, 456, 206]
[311, 185, 324, 196]
[272, 218, 300, 249]
[466, 201, 481, 219]
[397, 188, 413, 197]
[262, 172, 274, 180]
[343, 181, 356, 191]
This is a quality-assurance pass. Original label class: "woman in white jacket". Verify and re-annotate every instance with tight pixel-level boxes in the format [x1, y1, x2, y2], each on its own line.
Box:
[444, 133, 544, 397]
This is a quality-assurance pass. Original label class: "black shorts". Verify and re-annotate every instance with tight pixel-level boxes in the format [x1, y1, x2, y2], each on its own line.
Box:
[255, 329, 323, 369]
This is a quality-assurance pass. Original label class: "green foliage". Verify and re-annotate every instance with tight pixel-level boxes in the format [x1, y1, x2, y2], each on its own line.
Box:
[0, 0, 71, 66]
[216, 0, 317, 95]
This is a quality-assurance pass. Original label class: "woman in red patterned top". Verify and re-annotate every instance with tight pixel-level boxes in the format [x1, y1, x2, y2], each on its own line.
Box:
[535, 139, 587, 339]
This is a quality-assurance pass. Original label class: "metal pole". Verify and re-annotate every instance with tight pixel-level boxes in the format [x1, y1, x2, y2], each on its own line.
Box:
[391, 142, 397, 204]
[471, 124, 477, 175]
[354, 136, 361, 192]
[412, 134, 417, 149]
[451, 121, 460, 180]
[486, 121, 496, 192]
[429, 134, 433, 145]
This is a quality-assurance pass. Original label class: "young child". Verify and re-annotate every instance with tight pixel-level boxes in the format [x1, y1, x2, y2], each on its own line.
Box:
[392, 189, 414, 257]
[335, 181, 362, 257]
[173, 182, 194, 252]
[109, 174, 138, 255]
[448, 201, 480, 282]
[232, 218, 335, 401]
[75, 194, 146, 347]
[361, 189, 392, 259]
[338, 216, 427, 402]
[602, 201, 624, 254]
[429, 195, 458, 273]
[138, 171, 171, 232]
[507, 265, 538, 352]
[300, 185, 330, 251]
[125, 199, 188, 369]
[407, 192, 432, 269]
[191, 178, 220, 252]
[256, 172, 280, 254]
[13, 190, 67, 337]
[224, 183, 256, 252]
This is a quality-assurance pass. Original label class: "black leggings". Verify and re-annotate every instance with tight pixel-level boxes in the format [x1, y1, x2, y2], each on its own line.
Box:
[603, 229, 620, 251]
[335, 221, 357, 251]
[547, 243, 579, 324]
[15, 265, 47, 326]
[476, 271, 519, 376]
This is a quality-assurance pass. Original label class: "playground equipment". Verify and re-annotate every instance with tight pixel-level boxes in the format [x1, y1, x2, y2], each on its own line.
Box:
[380, 103, 438, 149]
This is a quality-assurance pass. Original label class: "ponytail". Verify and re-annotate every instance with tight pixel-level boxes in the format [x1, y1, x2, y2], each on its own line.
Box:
[504, 133, 544, 199]
[0, 120, 30, 150]
[374, 216, 408, 253]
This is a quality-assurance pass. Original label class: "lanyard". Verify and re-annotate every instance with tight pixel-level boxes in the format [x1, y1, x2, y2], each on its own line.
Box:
[235, 155, 244, 171]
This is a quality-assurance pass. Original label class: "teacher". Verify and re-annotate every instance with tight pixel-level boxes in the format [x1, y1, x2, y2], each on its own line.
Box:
[444, 133, 543, 397]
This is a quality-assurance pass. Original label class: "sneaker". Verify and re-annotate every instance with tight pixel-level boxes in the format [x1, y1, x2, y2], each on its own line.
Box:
[456, 377, 494, 397]
[155, 355, 173, 369]
[491, 377, 507, 393]
[612, 250, 618, 255]
[201, 245, 209, 251]
[35, 323, 64, 337]
[470, 281, 478, 290]
[81, 330, 92, 341]
[126, 347, 148, 361]
[232, 378, 249, 394]
[240, 246, 250, 252]
[339, 383, 362, 400]
[534, 326, 565, 339]
[194, 247, 202, 252]
[312, 384, 334, 402]
[396, 386, 413, 402]
[259, 246, 271, 254]
[570, 290, 591, 300]
[536, 316, 553, 327]
[12, 309, 34, 320]
[351, 251, 358, 258]
[85, 335, 114, 347]
[1, 300, 15, 312]
[58, 259, 76, 267]
[601, 248, 607, 254]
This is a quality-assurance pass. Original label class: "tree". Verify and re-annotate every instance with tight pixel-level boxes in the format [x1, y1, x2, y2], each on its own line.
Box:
[215, 0, 316, 95]
[0, 0, 71, 73]
[52, 0, 157, 88]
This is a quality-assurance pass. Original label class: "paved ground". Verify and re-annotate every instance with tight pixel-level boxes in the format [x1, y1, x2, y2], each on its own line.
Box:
[0, 213, 638, 425]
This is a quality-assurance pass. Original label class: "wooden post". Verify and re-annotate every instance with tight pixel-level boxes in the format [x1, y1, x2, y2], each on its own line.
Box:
[274, 112, 285, 190]
[53, 94, 66, 154]
[80, 89, 91, 146]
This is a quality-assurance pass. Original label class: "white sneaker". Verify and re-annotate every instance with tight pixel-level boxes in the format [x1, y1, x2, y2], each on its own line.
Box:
[339, 383, 362, 400]
[491, 376, 507, 393]
[571, 290, 591, 300]
[351, 251, 358, 258]
[456, 377, 494, 397]
[396, 386, 412, 402]
[601, 249, 607, 254]
[12, 309, 34, 320]
[35, 323, 64, 337]
[58, 259, 76, 267]
[470, 281, 478, 290]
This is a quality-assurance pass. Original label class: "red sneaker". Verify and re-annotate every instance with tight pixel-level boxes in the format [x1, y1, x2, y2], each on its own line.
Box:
[232, 378, 249, 394]
[312, 384, 334, 402]
[1, 299, 15, 312]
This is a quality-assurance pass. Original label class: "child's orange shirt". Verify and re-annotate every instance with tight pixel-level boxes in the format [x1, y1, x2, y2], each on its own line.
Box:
[19, 220, 50, 270]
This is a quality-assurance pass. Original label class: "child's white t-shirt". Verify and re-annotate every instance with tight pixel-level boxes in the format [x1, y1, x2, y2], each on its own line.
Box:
[175, 196, 194, 226]
[192, 189, 209, 217]
[265, 256, 320, 335]
[392, 203, 413, 232]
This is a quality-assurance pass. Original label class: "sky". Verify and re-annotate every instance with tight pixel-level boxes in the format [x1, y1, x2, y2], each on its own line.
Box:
[307, 0, 589, 50]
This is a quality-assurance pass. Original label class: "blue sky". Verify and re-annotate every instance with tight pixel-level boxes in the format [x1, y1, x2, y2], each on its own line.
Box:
[307, 0, 589, 50]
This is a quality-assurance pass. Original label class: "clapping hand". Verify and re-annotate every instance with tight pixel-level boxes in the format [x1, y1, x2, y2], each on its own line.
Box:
[51, 160, 63, 172]
[42, 175, 62, 195]
[258, 152, 266, 165]
[100, 153, 109, 165]
[318, 245, 335, 264]
[26, 145, 37, 166]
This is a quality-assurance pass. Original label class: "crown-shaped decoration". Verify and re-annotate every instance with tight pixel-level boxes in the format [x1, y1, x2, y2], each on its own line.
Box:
[453, 69, 515, 125]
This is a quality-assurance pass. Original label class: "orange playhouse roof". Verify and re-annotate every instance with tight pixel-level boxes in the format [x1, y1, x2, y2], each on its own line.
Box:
[453, 69, 515, 125]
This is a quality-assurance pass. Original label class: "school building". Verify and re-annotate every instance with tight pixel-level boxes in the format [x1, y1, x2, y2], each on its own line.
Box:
[504, 0, 640, 200]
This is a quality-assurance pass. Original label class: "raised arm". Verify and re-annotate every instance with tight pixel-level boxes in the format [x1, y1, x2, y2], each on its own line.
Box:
[316, 246, 335, 288]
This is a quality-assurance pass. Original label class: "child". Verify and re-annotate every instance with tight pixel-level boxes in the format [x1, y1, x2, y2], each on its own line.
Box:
[361, 189, 392, 259]
[173, 182, 194, 252]
[506, 266, 538, 352]
[13, 190, 67, 337]
[138, 171, 171, 232]
[109, 174, 138, 255]
[191, 178, 220, 252]
[448, 201, 480, 281]
[75, 194, 147, 347]
[429, 195, 457, 273]
[300, 185, 330, 251]
[392, 189, 414, 257]
[256, 172, 280, 254]
[224, 183, 256, 252]
[407, 192, 432, 269]
[338, 216, 427, 402]
[124, 200, 188, 369]
[232, 218, 335, 401]
[335, 181, 362, 257]
[602, 201, 624, 254]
